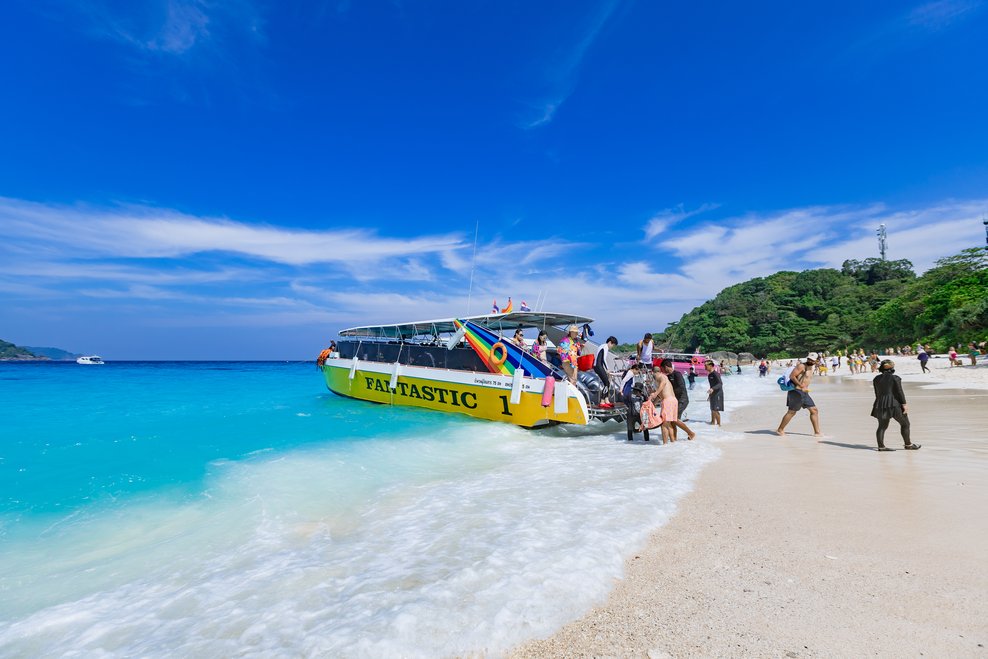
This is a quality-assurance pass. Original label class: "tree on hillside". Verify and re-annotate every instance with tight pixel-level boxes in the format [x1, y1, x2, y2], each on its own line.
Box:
[841, 258, 915, 285]
[866, 248, 988, 348]
[661, 248, 982, 356]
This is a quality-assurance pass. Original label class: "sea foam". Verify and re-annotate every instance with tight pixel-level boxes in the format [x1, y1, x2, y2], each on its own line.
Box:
[0, 364, 770, 657]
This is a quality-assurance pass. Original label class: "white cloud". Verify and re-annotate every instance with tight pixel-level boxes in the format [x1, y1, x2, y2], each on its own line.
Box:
[64, 0, 263, 56]
[2, 194, 985, 353]
[0, 197, 464, 266]
[520, 0, 623, 129]
[907, 0, 982, 31]
[643, 203, 719, 240]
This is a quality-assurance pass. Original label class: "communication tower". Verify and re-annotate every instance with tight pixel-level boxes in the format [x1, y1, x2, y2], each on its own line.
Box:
[876, 223, 888, 260]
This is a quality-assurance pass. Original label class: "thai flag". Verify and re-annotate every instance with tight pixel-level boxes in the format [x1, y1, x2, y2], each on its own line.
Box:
[492, 299, 499, 313]
[520, 301, 531, 311]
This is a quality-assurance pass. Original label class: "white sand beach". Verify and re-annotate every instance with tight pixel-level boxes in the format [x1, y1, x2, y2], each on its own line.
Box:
[512, 366, 988, 657]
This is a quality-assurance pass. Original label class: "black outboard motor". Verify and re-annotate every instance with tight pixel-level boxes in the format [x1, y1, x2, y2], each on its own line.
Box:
[576, 370, 606, 407]
[625, 383, 650, 442]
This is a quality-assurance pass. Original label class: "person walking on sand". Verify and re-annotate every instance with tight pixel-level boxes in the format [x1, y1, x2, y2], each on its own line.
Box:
[650, 367, 696, 443]
[917, 347, 930, 374]
[704, 360, 723, 427]
[872, 359, 921, 452]
[775, 352, 823, 437]
[687, 366, 697, 390]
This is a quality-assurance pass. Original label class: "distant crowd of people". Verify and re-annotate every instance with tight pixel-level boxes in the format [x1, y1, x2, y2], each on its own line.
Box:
[503, 326, 987, 452]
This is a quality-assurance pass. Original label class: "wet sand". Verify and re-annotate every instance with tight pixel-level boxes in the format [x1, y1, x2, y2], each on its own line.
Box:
[512, 376, 988, 658]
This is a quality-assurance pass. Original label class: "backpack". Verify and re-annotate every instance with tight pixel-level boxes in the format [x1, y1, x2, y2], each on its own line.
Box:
[777, 365, 796, 392]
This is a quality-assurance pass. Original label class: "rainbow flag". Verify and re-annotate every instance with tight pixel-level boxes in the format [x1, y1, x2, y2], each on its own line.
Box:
[454, 319, 555, 378]
[502, 297, 513, 314]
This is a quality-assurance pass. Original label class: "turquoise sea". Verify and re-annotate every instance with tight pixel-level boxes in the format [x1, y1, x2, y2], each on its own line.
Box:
[0, 361, 739, 656]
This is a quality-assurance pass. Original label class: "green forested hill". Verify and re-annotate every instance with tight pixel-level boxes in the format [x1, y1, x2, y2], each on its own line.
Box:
[662, 248, 988, 356]
[0, 339, 39, 360]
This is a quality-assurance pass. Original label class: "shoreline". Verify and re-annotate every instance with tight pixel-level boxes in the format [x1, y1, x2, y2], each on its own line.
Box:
[512, 374, 988, 657]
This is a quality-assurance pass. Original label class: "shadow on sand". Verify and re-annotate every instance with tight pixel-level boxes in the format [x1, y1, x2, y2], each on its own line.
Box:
[818, 440, 876, 451]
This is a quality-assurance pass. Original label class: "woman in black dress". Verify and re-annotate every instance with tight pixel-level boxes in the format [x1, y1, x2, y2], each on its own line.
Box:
[704, 360, 723, 427]
[872, 359, 921, 451]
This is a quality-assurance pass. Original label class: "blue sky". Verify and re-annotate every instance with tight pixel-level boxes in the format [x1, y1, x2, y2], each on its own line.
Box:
[1, 0, 987, 359]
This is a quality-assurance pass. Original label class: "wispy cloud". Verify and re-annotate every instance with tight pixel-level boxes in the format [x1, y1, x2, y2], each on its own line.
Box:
[521, 0, 624, 129]
[906, 0, 983, 31]
[2, 194, 985, 357]
[61, 0, 263, 56]
[848, 0, 984, 60]
[0, 197, 463, 266]
[644, 203, 719, 240]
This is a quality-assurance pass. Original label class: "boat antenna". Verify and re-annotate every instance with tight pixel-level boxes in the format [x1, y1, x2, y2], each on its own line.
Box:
[466, 218, 479, 315]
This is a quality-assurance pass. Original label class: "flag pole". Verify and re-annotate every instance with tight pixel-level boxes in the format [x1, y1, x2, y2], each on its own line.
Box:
[466, 218, 479, 315]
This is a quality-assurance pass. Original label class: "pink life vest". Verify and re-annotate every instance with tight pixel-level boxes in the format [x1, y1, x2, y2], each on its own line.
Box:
[640, 399, 662, 430]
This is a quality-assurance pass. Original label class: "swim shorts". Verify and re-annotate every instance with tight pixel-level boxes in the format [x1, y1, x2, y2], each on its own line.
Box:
[660, 397, 678, 423]
[786, 389, 816, 411]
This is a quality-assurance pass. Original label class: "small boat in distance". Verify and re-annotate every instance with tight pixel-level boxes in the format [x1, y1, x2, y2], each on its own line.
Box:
[318, 311, 626, 428]
[76, 355, 105, 365]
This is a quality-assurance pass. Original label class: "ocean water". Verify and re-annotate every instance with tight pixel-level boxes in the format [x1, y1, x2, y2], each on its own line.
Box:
[0, 361, 765, 657]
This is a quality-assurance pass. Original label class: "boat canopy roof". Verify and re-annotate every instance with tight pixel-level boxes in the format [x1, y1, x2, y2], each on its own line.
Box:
[339, 311, 595, 339]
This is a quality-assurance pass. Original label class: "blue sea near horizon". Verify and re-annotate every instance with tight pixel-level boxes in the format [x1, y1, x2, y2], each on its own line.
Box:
[0, 360, 749, 656]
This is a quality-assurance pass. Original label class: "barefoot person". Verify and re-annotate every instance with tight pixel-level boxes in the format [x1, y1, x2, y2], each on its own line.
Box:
[650, 367, 696, 444]
[775, 352, 823, 437]
[704, 360, 723, 427]
[661, 358, 692, 439]
[871, 359, 921, 452]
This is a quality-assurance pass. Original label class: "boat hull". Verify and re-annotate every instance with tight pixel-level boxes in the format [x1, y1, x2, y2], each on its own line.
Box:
[321, 359, 589, 428]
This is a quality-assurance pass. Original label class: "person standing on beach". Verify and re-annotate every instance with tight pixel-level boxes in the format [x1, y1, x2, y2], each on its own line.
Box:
[704, 360, 723, 427]
[687, 366, 697, 390]
[637, 333, 654, 368]
[872, 359, 921, 451]
[775, 352, 823, 437]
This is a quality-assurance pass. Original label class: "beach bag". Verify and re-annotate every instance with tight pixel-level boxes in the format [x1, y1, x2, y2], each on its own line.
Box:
[777, 366, 796, 392]
[639, 399, 662, 430]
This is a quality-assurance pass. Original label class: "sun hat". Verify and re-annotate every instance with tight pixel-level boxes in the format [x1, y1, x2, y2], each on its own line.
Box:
[806, 352, 819, 362]
[567, 324, 579, 333]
